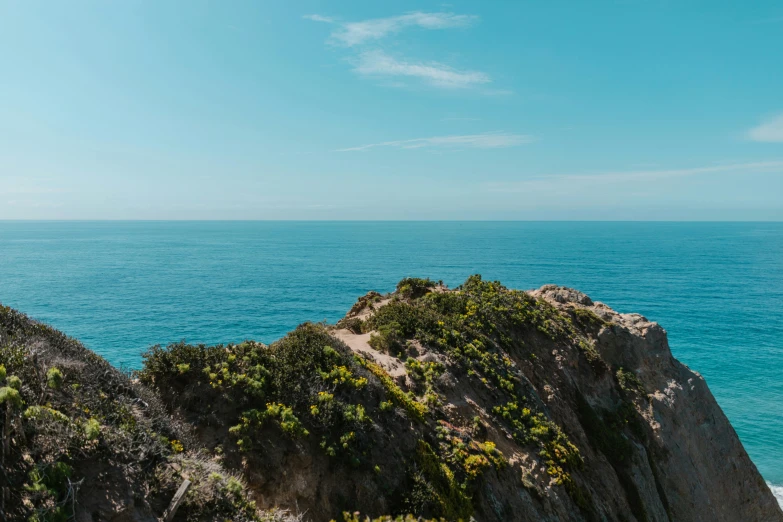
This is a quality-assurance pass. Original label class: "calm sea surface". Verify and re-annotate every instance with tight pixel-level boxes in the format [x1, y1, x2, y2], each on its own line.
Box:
[1, 221, 781, 492]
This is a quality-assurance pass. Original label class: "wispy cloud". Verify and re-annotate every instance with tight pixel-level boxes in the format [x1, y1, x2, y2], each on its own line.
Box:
[303, 14, 335, 23]
[305, 10, 496, 91]
[483, 88, 514, 97]
[328, 11, 477, 46]
[747, 113, 783, 142]
[485, 161, 783, 192]
[337, 132, 533, 152]
[353, 50, 489, 89]
[442, 117, 481, 122]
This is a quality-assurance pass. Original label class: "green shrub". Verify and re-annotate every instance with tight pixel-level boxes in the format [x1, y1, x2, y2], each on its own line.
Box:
[578, 339, 602, 364]
[83, 418, 101, 440]
[24, 405, 70, 424]
[397, 277, 436, 299]
[26, 461, 73, 521]
[7, 374, 21, 390]
[0, 386, 22, 408]
[230, 402, 309, 448]
[616, 368, 644, 394]
[367, 323, 405, 354]
[320, 365, 368, 389]
[338, 317, 364, 334]
[573, 308, 607, 329]
[405, 359, 444, 385]
[225, 476, 244, 497]
[46, 367, 63, 389]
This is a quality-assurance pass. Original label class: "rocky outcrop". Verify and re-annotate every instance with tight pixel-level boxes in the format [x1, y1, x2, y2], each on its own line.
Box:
[531, 285, 782, 522]
[2, 276, 780, 522]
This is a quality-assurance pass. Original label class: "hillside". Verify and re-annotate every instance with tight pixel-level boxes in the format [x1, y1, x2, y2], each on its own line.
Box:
[1, 276, 780, 521]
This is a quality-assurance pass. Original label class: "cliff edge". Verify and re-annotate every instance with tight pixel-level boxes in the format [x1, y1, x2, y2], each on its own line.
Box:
[1, 276, 780, 521]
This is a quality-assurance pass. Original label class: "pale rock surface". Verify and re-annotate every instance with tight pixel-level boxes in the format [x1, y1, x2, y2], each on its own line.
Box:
[531, 285, 782, 522]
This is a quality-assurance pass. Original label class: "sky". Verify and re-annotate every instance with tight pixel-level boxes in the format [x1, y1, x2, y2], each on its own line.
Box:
[1, 1, 782, 220]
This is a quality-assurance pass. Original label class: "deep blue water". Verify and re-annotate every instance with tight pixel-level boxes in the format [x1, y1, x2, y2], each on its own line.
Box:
[1, 221, 781, 491]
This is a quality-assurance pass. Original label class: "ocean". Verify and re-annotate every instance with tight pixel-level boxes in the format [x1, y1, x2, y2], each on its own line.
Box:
[1, 221, 781, 499]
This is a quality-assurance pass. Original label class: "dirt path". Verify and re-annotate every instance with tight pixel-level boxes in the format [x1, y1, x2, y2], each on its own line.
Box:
[332, 329, 407, 378]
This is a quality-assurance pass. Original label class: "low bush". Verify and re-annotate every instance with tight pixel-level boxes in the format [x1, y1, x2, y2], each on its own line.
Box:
[396, 278, 436, 299]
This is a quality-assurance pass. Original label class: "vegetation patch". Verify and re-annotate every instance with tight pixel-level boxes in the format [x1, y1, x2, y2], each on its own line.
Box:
[357, 358, 427, 422]
[572, 308, 607, 330]
[407, 440, 474, 521]
[365, 276, 586, 489]
[154, 455, 270, 522]
[616, 368, 645, 395]
[396, 278, 437, 299]
[0, 305, 268, 522]
[493, 401, 582, 485]
[142, 323, 399, 468]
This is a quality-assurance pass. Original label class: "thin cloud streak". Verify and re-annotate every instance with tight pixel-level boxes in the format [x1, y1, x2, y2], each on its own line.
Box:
[486, 161, 783, 192]
[747, 113, 783, 142]
[337, 133, 534, 152]
[329, 11, 477, 46]
[303, 14, 335, 23]
[353, 50, 489, 88]
[442, 117, 481, 121]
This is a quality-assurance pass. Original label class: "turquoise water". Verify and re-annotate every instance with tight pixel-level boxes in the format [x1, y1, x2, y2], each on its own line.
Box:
[1, 221, 781, 490]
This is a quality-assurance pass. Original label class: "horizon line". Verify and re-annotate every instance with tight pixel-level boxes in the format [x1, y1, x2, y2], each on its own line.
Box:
[1, 219, 782, 223]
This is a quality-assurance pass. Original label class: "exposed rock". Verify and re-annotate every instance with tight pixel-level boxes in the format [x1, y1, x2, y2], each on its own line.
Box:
[532, 286, 782, 522]
[532, 284, 594, 306]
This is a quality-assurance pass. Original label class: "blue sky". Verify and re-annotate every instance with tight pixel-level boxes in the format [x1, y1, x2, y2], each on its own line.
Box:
[1, 1, 782, 220]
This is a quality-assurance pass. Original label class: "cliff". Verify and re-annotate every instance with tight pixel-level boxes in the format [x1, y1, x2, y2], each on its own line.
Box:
[1, 276, 780, 522]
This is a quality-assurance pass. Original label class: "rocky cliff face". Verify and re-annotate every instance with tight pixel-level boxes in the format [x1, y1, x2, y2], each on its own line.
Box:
[529, 285, 781, 522]
[2, 276, 780, 522]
